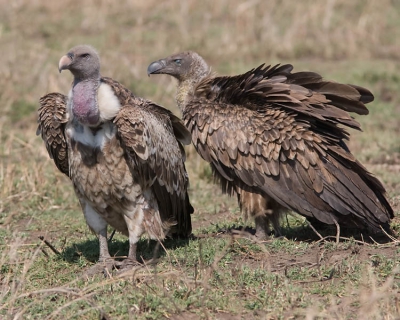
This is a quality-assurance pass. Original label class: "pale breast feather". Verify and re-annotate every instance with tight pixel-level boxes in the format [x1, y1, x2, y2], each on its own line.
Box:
[66, 121, 117, 150]
[98, 82, 122, 121]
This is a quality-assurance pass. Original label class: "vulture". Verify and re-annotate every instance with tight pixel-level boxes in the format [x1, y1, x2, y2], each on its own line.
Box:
[37, 45, 193, 272]
[147, 51, 393, 238]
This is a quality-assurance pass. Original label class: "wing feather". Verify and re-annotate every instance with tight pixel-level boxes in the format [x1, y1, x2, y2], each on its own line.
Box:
[102, 76, 192, 147]
[114, 100, 192, 236]
[184, 94, 393, 231]
[102, 76, 192, 235]
[37, 93, 69, 177]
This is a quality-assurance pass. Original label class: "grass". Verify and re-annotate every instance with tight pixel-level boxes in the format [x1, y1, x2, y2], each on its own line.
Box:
[1, 0, 400, 319]
[1, 225, 399, 319]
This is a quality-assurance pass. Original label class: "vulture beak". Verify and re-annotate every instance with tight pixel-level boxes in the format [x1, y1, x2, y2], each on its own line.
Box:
[147, 59, 166, 76]
[58, 55, 72, 73]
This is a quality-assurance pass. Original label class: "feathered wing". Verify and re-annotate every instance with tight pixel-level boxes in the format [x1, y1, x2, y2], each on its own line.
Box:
[101, 76, 192, 147]
[186, 65, 393, 232]
[196, 64, 371, 130]
[37, 93, 69, 177]
[114, 99, 193, 237]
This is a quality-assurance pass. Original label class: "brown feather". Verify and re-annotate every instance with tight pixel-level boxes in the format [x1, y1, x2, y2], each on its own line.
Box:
[37, 93, 69, 176]
[149, 51, 393, 234]
[39, 50, 193, 268]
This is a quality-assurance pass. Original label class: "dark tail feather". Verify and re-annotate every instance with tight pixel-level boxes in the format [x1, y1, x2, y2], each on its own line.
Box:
[174, 191, 193, 238]
[320, 153, 393, 232]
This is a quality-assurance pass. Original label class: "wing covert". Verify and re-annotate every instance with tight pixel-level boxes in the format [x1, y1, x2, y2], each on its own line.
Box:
[115, 101, 192, 235]
[185, 99, 392, 230]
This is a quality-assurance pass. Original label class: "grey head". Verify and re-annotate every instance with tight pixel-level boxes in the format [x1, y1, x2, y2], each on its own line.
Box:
[59, 45, 101, 81]
[147, 51, 210, 83]
[59, 45, 102, 126]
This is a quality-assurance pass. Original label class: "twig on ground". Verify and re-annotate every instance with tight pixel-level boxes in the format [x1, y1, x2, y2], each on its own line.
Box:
[314, 236, 371, 246]
[40, 247, 49, 258]
[369, 235, 379, 245]
[380, 226, 399, 243]
[333, 219, 340, 244]
[38, 236, 61, 255]
[306, 221, 324, 240]
[107, 229, 116, 242]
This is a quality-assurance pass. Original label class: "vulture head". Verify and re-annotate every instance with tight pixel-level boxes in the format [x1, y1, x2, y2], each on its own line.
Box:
[59, 45, 102, 126]
[59, 45, 101, 81]
[147, 51, 210, 82]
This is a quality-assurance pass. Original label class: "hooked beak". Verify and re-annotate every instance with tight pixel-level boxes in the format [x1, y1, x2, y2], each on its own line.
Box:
[58, 55, 72, 73]
[147, 59, 166, 77]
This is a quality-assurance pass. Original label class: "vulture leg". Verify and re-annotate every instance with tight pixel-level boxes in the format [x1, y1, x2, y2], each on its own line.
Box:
[254, 215, 272, 240]
[98, 227, 112, 262]
[82, 202, 121, 276]
[118, 206, 145, 272]
[118, 241, 138, 271]
[238, 189, 283, 239]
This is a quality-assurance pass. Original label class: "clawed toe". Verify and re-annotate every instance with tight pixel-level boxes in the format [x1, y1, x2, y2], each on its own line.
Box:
[117, 258, 142, 273]
[254, 229, 270, 241]
[83, 258, 142, 277]
[83, 258, 122, 278]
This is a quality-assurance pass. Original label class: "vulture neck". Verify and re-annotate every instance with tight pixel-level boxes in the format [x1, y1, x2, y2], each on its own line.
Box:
[176, 72, 209, 112]
[175, 55, 210, 112]
[72, 77, 101, 126]
[176, 78, 198, 112]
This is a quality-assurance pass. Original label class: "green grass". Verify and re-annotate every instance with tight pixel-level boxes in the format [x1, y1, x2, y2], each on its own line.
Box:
[1, 221, 398, 319]
[0, 0, 400, 319]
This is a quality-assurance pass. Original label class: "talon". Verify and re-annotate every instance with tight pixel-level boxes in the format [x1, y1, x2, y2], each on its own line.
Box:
[117, 258, 142, 273]
[83, 258, 123, 278]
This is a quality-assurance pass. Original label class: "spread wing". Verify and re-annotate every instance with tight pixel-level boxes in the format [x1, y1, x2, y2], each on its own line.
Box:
[187, 65, 392, 231]
[37, 93, 69, 177]
[114, 99, 192, 236]
[196, 64, 372, 131]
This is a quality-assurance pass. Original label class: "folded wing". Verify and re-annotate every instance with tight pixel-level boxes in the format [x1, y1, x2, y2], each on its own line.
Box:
[37, 93, 69, 177]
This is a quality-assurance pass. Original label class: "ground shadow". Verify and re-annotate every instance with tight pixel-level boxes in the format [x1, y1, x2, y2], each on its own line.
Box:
[213, 222, 396, 244]
[283, 224, 395, 244]
[61, 235, 191, 265]
[60, 222, 395, 266]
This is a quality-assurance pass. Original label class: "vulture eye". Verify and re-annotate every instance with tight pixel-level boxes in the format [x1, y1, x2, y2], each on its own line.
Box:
[81, 53, 90, 59]
[174, 59, 182, 66]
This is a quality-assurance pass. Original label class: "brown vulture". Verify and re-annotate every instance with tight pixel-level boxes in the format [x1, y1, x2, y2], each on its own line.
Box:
[147, 51, 393, 238]
[37, 45, 193, 272]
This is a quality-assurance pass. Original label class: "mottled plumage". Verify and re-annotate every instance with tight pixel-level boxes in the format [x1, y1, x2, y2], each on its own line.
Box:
[37, 45, 193, 271]
[148, 51, 393, 237]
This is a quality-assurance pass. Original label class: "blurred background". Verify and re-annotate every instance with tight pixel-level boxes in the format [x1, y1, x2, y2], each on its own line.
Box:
[0, 0, 399, 230]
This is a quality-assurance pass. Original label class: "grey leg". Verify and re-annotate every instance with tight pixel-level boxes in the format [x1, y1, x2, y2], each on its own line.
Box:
[81, 202, 119, 276]
[127, 241, 137, 262]
[118, 208, 144, 272]
[254, 215, 271, 240]
[98, 227, 112, 262]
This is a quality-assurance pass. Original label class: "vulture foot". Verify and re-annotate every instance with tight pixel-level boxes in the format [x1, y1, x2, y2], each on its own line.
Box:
[84, 259, 123, 278]
[254, 229, 269, 241]
[117, 258, 142, 273]
[254, 216, 272, 240]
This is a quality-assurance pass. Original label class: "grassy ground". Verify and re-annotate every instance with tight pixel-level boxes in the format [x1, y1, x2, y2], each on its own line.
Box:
[0, 0, 399, 319]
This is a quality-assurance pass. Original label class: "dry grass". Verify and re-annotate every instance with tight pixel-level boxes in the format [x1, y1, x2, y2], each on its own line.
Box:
[0, 0, 399, 319]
